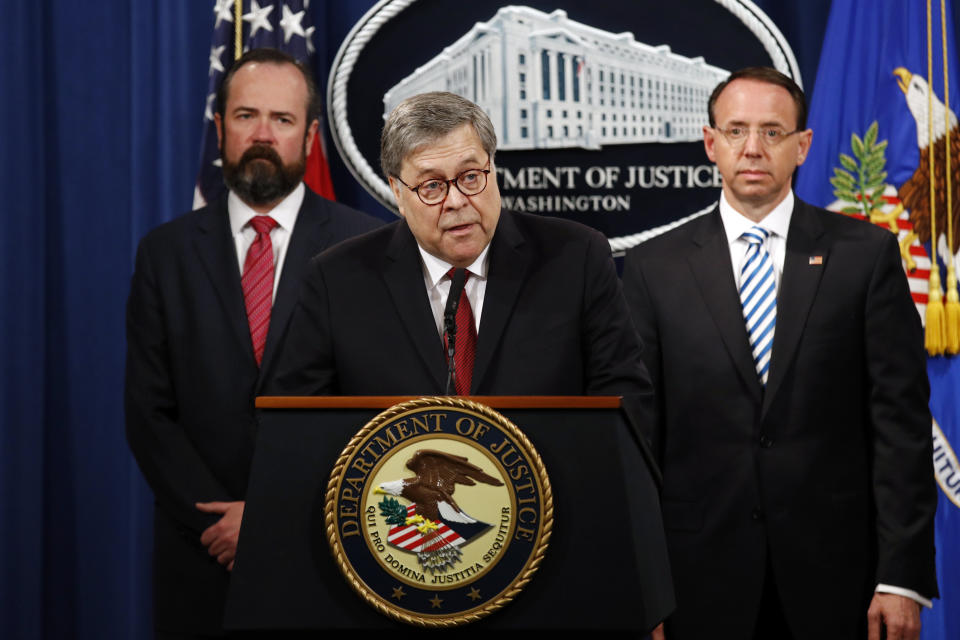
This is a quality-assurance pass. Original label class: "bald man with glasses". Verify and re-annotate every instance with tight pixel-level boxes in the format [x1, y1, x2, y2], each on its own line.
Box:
[622, 66, 937, 640]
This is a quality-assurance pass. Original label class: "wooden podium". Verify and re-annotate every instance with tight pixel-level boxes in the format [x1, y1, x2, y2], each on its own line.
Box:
[225, 396, 674, 633]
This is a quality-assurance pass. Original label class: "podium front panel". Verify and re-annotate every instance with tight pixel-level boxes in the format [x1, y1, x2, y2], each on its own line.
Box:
[225, 402, 673, 631]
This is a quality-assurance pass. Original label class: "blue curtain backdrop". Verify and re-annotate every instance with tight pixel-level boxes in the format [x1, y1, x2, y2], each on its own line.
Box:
[2, 1, 958, 637]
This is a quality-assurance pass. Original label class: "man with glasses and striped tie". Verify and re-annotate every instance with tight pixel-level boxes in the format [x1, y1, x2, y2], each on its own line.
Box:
[623, 67, 937, 640]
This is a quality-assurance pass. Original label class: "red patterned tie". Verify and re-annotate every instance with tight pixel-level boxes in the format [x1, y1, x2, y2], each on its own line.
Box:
[241, 215, 278, 366]
[444, 268, 477, 395]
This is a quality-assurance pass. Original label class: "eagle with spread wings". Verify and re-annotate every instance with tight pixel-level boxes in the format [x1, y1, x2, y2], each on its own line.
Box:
[894, 67, 960, 255]
[376, 449, 504, 523]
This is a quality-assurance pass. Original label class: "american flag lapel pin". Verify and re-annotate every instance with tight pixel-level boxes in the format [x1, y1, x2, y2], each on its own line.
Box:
[809, 255, 824, 265]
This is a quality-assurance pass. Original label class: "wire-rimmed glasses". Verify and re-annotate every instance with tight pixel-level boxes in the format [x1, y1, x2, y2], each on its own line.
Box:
[714, 126, 800, 147]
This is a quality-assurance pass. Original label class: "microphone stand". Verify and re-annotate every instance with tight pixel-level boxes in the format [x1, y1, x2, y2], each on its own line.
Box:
[443, 268, 466, 395]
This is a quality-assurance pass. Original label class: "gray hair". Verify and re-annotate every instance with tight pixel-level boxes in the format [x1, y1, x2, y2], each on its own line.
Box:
[380, 92, 497, 179]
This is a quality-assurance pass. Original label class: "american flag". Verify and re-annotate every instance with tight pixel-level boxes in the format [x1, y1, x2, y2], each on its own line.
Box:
[387, 504, 468, 553]
[829, 188, 933, 318]
[194, 0, 336, 208]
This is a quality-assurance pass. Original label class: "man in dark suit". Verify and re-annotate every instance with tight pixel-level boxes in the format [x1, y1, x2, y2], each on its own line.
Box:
[269, 91, 650, 400]
[265, 91, 671, 635]
[125, 48, 380, 638]
[622, 67, 937, 640]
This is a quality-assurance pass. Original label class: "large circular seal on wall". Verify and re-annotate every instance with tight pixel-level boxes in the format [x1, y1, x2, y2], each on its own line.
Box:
[325, 397, 553, 627]
[328, 0, 801, 253]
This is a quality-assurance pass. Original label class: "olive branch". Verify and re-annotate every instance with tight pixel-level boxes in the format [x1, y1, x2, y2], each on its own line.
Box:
[378, 496, 408, 525]
[830, 121, 889, 217]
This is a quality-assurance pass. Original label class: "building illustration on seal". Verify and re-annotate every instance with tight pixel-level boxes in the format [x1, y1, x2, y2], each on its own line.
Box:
[382, 6, 730, 150]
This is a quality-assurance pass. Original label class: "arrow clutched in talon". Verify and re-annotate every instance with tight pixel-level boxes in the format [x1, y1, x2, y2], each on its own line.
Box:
[870, 202, 903, 234]
[417, 520, 439, 534]
[900, 230, 918, 271]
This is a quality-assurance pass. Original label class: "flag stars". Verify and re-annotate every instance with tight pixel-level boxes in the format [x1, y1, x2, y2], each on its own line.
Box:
[204, 93, 217, 122]
[279, 4, 306, 44]
[243, 0, 274, 38]
[429, 594, 443, 609]
[213, 0, 234, 30]
[208, 45, 227, 76]
[305, 25, 316, 54]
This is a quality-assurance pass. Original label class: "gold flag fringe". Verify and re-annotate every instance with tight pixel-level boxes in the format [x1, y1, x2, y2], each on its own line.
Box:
[928, 271, 946, 355]
[946, 272, 959, 352]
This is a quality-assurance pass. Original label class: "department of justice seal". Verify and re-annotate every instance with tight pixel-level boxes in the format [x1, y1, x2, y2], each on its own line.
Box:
[329, 1, 800, 253]
[325, 397, 553, 627]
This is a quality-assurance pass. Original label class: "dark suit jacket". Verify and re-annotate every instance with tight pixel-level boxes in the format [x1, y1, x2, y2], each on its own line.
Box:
[271, 209, 650, 398]
[124, 188, 381, 634]
[622, 197, 937, 639]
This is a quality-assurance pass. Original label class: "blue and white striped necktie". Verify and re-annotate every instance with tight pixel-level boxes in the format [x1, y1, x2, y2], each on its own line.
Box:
[739, 226, 776, 385]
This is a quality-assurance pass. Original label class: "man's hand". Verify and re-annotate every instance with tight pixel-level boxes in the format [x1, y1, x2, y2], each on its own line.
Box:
[651, 622, 665, 640]
[196, 500, 245, 571]
[867, 593, 921, 640]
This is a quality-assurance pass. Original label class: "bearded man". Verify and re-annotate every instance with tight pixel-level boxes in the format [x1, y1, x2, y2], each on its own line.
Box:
[124, 48, 380, 638]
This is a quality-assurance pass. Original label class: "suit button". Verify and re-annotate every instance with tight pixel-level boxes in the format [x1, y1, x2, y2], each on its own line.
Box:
[759, 434, 773, 448]
[752, 507, 765, 521]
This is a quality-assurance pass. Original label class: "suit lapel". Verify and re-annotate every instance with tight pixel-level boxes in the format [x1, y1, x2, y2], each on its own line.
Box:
[257, 192, 330, 388]
[383, 222, 448, 391]
[472, 212, 529, 393]
[688, 209, 763, 402]
[192, 199, 252, 362]
[762, 200, 828, 416]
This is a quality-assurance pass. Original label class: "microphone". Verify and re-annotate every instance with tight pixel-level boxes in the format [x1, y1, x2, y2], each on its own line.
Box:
[443, 268, 467, 395]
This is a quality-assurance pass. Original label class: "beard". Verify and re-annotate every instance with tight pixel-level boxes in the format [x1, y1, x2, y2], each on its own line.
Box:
[221, 142, 306, 206]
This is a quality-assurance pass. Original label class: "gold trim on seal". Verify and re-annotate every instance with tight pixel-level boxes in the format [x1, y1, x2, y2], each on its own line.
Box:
[324, 397, 553, 627]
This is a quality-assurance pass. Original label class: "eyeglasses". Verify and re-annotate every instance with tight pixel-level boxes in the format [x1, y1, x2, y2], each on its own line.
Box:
[714, 126, 800, 147]
[396, 159, 491, 205]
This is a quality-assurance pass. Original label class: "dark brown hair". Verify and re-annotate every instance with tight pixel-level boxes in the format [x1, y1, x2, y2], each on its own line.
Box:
[216, 47, 321, 125]
[707, 66, 807, 130]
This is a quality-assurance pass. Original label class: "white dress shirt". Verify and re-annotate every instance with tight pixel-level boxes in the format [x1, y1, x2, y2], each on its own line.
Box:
[418, 244, 490, 339]
[717, 189, 932, 609]
[718, 190, 792, 293]
[227, 183, 305, 303]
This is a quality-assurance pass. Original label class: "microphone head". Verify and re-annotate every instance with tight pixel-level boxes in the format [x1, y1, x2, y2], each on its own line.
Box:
[444, 268, 467, 321]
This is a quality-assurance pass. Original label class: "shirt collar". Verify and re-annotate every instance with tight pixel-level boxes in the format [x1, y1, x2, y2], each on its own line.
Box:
[718, 189, 794, 245]
[228, 182, 305, 234]
[418, 242, 491, 289]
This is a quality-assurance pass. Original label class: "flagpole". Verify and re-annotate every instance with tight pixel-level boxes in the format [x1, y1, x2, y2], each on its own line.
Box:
[943, 0, 960, 354]
[234, 0, 243, 60]
[927, 0, 946, 355]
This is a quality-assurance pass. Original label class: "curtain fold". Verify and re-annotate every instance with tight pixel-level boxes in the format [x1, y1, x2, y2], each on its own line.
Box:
[4, 1, 955, 637]
[2, 2, 50, 638]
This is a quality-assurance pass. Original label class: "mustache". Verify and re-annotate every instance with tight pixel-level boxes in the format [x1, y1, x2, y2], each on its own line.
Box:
[221, 141, 305, 207]
[237, 144, 283, 169]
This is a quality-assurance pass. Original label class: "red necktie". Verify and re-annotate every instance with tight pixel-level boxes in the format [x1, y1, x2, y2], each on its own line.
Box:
[241, 215, 278, 366]
[444, 269, 477, 395]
